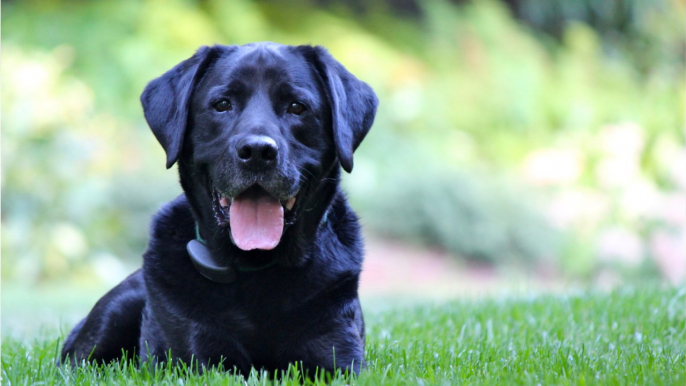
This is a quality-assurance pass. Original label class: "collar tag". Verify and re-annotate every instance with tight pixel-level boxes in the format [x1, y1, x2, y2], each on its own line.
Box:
[186, 239, 237, 283]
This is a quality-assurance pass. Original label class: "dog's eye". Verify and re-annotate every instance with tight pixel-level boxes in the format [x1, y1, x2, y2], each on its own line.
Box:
[213, 100, 232, 112]
[287, 102, 306, 115]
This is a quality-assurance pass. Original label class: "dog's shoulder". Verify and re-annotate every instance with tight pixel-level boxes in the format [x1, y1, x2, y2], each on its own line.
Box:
[144, 194, 195, 268]
[328, 190, 362, 252]
[149, 194, 195, 242]
[308, 190, 364, 277]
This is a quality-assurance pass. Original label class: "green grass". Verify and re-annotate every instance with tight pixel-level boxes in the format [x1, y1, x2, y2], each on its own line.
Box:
[2, 286, 684, 385]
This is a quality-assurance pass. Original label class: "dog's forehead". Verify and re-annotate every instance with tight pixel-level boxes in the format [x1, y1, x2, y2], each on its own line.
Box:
[211, 44, 315, 87]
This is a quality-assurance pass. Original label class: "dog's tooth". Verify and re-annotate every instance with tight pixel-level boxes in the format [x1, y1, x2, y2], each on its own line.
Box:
[219, 196, 230, 208]
[285, 196, 296, 211]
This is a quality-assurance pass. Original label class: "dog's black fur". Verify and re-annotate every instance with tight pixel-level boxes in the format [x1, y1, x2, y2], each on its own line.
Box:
[60, 42, 378, 376]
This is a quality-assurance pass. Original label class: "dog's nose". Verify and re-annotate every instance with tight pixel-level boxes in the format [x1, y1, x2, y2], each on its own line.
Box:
[235, 135, 278, 169]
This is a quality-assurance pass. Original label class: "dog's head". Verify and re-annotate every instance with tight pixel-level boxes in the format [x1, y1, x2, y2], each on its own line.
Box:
[141, 43, 377, 255]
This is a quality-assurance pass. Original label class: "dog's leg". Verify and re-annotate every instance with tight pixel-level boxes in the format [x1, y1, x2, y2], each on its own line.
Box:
[60, 270, 146, 365]
[280, 299, 366, 377]
[290, 327, 365, 377]
[138, 310, 252, 376]
[183, 328, 253, 375]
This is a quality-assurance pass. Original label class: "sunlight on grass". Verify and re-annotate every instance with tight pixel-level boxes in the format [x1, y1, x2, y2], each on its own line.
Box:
[2, 286, 684, 385]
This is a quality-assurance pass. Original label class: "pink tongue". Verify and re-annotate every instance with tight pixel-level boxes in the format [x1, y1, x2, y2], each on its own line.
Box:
[229, 192, 284, 251]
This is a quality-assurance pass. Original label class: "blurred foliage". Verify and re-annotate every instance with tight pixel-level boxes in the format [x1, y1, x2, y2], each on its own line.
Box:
[355, 166, 558, 264]
[508, 0, 686, 76]
[2, 0, 684, 284]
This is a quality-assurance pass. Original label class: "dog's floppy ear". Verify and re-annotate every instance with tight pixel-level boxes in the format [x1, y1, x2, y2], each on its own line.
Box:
[312, 46, 378, 173]
[140, 46, 223, 169]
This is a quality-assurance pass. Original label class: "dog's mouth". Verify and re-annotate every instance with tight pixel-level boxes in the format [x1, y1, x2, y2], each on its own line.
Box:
[212, 184, 298, 251]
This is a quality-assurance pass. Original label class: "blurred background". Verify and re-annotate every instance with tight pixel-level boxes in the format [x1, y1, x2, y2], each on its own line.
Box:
[2, 0, 685, 335]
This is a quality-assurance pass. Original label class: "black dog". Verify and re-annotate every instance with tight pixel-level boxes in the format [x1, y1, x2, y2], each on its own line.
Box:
[60, 42, 378, 376]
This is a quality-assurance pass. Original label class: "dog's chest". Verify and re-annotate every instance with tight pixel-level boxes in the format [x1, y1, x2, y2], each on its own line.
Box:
[207, 272, 314, 330]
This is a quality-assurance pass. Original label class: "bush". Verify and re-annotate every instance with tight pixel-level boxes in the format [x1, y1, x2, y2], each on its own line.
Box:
[347, 158, 558, 264]
[2, 0, 683, 282]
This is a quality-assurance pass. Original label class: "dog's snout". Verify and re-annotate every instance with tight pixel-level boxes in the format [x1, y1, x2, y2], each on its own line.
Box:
[236, 135, 279, 169]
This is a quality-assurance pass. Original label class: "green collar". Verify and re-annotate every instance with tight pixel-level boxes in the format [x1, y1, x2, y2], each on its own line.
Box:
[195, 223, 207, 245]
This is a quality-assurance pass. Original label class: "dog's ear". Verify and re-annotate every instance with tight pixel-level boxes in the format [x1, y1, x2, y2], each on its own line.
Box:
[311, 46, 378, 173]
[140, 46, 224, 169]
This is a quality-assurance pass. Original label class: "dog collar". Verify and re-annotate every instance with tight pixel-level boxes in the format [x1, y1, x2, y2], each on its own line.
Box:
[186, 239, 238, 283]
[188, 203, 331, 284]
[187, 224, 279, 283]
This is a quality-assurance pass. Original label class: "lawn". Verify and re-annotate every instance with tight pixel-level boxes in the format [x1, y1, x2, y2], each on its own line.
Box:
[2, 286, 684, 385]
